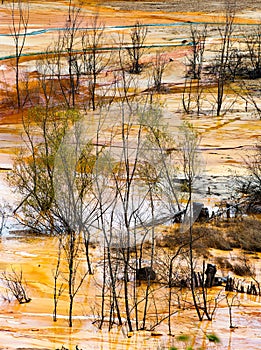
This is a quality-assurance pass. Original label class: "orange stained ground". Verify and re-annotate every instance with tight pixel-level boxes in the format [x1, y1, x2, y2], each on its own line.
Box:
[0, 235, 261, 349]
[0, 1, 261, 349]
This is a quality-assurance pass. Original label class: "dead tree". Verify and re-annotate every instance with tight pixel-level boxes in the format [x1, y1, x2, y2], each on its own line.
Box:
[9, 0, 29, 109]
[126, 22, 148, 74]
[53, 238, 65, 322]
[61, 4, 82, 108]
[151, 51, 169, 92]
[187, 24, 207, 80]
[244, 25, 261, 79]
[215, 0, 235, 116]
[1, 267, 31, 304]
[81, 15, 109, 111]
[182, 24, 207, 115]
[225, 291, 240, 329]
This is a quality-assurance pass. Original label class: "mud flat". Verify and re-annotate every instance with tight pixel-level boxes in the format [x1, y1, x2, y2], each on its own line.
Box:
[0, 235, 261, 349]
[0, 1, 261, 349]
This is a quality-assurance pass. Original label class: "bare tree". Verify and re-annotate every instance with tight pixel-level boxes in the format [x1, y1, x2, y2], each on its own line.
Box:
[60, 229, 87, 327]
[225, 291, 239, 328]
[215, 0, 235, 116]
[81, 15, 110, 111]
[179, 122, 202, 320]
[9, 0, 29, 109]
[182, 24, 207, 115]
[244, 25, 261, 79]
[53, 238, 64, 322]
[182, 78, 194, 115]
[151, 51, 169, 92]
[237, 81, 261, 117]
[1, 267, 31, 304]
[59, 4, 82, 109]
[38, 9, 113, 111]
[35, 49, 57, 110]
[187, 24, 207, 80]
[39, 3, 83, 110]
[235, 143, 261, 211]
[178, 122, 218, 321]
[126, 22, 148, 74]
